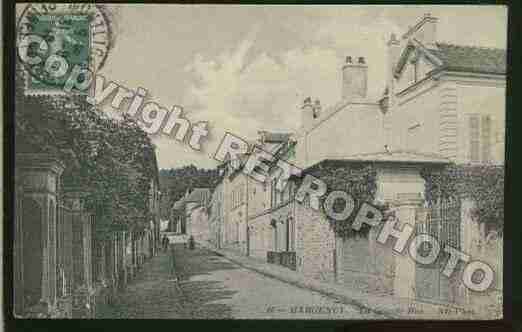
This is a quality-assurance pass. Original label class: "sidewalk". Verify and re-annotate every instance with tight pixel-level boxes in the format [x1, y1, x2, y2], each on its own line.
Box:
[202, 244, 485, 320]
[99, 247, 187, 318]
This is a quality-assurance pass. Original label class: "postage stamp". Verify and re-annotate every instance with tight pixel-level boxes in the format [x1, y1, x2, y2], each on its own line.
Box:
[24, 14, 91, 91]
[16, 4, 111, 95]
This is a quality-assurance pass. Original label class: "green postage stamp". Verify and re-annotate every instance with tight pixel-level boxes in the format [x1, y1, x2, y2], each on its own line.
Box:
[24, 13, 91, 92]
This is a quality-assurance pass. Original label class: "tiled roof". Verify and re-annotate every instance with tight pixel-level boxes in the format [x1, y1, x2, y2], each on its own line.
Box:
[429, 43, 506, 75]
[185, 188, 211, 205]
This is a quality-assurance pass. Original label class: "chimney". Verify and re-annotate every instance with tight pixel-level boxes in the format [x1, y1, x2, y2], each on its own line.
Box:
[403, 13, 438, 48]
[342, 56, 367, 100]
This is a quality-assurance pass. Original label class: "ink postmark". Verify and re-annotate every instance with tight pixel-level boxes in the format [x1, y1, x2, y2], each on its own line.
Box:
[17, 4, 112, 95]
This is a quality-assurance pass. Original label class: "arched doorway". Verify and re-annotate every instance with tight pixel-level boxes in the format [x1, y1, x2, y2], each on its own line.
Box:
[22, 197, 43, 307]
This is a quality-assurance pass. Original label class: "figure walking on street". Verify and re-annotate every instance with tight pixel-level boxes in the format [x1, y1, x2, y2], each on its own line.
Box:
[162, 235, 169, 251]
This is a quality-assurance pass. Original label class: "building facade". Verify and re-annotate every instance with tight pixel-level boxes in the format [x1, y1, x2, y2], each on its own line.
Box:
[207, 13, 504, 313]
[209, 180, 225, 249]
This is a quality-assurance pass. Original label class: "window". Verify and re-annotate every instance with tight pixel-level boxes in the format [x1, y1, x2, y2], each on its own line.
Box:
[481, 116, 492, 163]
[470, 115, 480, 162]
[468, 114, 492, 163]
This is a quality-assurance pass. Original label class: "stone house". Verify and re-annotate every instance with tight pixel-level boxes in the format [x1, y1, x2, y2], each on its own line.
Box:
[288, 13, 504, 307]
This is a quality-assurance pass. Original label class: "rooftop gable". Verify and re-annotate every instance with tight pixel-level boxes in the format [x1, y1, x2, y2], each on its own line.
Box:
[429, 42, 506, 75]
[394, 39, 506, 79]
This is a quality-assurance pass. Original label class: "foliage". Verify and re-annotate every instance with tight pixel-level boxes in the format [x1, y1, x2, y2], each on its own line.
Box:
[159, 166, 219, 219]
[295, 161, 380, 238]
[421, 164, 504, 234]
[15, 66, 157, 235]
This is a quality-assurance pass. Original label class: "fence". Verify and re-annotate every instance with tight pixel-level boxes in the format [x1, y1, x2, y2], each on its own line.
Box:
[414, 196, 461, 303]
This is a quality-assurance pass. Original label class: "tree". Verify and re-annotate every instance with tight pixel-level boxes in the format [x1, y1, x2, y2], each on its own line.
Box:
[16, 65, 158, 236]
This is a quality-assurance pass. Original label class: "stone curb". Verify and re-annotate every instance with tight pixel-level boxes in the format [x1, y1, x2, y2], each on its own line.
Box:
[204, 245, 398, 319]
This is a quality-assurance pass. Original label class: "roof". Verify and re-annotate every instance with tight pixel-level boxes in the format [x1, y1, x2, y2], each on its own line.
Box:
[185, 188, 211, 205]
[429, 42, 506, 75]
[315, 150, 450, 165]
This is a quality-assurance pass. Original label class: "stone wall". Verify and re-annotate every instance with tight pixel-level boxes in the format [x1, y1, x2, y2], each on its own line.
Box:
[294, 202, 336, 283]
[338, 223, 396, 295]
[248, 211, 272, 260]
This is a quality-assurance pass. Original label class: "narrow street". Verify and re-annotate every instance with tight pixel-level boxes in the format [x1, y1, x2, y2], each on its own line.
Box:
[101, 244, 385, 319]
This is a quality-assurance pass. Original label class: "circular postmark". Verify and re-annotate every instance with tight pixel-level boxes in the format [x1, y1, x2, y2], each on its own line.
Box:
[17, 4, 112, 93]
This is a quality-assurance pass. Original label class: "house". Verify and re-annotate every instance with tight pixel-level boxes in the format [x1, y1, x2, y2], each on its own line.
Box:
[220, 156, 250, 255]
[210, 13, 504, 313]
[247, 131, 297, 263]
[382, 13, 505, 166]
[209, 179, 225, 249]
[292, 13, 503, 306]
[184, 187, 211, 243]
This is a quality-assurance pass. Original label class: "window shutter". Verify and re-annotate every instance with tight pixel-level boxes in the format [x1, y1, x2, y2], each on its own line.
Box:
[481, 115, 492, 163]
[469, 115, 480, 162]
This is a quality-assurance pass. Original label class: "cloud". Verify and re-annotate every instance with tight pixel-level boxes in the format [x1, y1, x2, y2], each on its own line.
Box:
[169, 16, 400, 169]
[182, 29, 343, 143]
[153, 6, 506, 169]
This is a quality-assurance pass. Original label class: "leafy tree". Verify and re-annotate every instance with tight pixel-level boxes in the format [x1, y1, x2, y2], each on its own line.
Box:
[16, 65, 158, 237]
[159, 166, 219, 219]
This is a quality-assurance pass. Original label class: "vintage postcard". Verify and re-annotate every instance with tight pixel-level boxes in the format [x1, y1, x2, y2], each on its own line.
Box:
[13, 4, 506, 320]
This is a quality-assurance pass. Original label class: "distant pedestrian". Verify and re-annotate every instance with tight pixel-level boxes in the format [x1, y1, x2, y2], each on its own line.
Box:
[188, 235, 195, 250]
[162, 235, 169, 251]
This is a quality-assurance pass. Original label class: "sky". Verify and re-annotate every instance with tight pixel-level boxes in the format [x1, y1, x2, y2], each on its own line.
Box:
[18, 5, 508, 169]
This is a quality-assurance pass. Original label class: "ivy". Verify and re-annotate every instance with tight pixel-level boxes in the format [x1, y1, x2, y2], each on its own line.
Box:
[421, 164, 504, 234]
[294, 161, 380, 238]
[16, 66, 157, 237]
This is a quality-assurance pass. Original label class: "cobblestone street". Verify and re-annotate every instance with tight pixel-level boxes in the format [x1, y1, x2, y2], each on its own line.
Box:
[101, 244, 385, 319]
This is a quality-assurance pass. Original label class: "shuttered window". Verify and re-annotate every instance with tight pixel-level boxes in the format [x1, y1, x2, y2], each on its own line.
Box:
[469, 115, 480, 162]
[481, 115, 492, 163]
[468, 114, 491, 163]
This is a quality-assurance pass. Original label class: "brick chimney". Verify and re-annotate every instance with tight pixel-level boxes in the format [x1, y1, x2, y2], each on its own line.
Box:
[342, 56, 368, 100]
